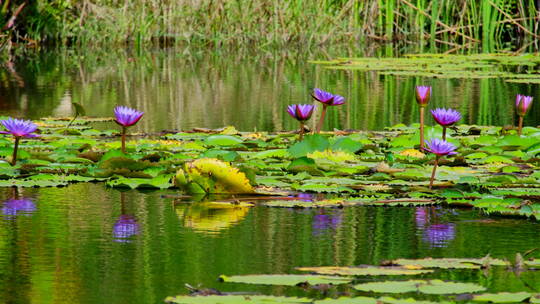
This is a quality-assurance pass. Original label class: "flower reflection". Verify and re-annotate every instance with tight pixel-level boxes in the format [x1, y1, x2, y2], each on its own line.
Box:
[415, 207, 456, 248]
[113, 215, 140, 243]
[422, 224, 456, 248]
[2, 198, 36, 218]
[312, 211, 342, 236]
[175, 202, 251, 235]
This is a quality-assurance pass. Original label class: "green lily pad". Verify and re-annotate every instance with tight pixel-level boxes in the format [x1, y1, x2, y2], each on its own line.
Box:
[314, 297, 378, 304]
[165, 295, 312, 304]
[218, 274, 352, 286]
[473, 292, 532, 303]
[392, 257, 507, 269]
[296, 266, 433, 276]
[354, 279, 485, 294]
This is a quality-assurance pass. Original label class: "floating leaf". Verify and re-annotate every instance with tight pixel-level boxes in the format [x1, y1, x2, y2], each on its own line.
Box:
[296, 266, 433, 276]
[473, 292, 532, 303]
[204, 135, 244, 146]
[314, 297, 377, 304]
[392, 257, 507, 269]
[354, 279, 486, 294]
[218, 274, 352, 286]
[165, 295, 311, 304]
[288, 135, 330, 158]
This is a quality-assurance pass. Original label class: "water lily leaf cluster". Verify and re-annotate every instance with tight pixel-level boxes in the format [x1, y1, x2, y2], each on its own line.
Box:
[1, 117, 540, 220]
[313, 53, 540, 83]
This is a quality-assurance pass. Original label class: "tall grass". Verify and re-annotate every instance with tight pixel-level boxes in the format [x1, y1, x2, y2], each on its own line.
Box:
[1, 0, 540, 51]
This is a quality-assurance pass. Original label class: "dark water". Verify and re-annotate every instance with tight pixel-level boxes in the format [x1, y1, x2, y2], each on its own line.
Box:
[0, 48, 539, 132]
[0, 184, 539, 303]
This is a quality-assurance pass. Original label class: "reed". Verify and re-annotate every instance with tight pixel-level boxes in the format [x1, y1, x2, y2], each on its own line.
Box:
[0, 0, 539, 52]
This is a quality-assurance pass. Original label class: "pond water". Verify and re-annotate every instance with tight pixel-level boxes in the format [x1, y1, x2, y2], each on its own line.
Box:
[0, 48, 539, 132]
[0, 184, 539, 303]
[1, 48, 540, 303]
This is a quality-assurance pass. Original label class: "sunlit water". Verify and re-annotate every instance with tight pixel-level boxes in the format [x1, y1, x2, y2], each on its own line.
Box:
[0, 48, 539, 132]
[0, 184, 539, 303]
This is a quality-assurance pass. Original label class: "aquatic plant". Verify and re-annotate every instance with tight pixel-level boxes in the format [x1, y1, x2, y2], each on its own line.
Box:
[113, 214, 140, 242]
[287, 104, 315, 140]
[415, 86, 431, 149]
[114, 106, 144, 153]
[1, 198, 36, 218]
[423, 138, 457, 189]
[0, 118, 39, 166]
[431, 108, 461, 140]
[311, 88, 344, 134]
[515, 94, 533, 135]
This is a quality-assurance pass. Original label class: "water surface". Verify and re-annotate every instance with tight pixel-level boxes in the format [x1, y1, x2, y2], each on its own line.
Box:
[0, 48, 539, 132]
[0, 184, 539, 303]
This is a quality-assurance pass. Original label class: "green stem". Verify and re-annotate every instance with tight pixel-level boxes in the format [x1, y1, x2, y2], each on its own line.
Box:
[429, 156, 440, 190]
[518, 116, 523, 136]
[299, 122, 305, 141]
[442, 126, 447, 141]
[11, 136, 20, 166]
[419, 107, 425, 149]
[315, 105, 327, 134]
[121, 126, 127, 153]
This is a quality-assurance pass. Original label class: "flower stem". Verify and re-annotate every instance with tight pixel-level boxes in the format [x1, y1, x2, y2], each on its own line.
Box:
[420, 107, 425, 149]
[11, 137, 20, 166]
[442, 126, 447, 141]
[121, 126, 127, 153]
[518, 116, 524, 136]
[299, 122, 305, 141]
[429, 156, 440, 190]
[315, 105, 327, 134]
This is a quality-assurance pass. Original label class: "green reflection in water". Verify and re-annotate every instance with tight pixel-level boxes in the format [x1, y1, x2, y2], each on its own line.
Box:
[0, 48, 538, 132]
[0, 184, 538, 303]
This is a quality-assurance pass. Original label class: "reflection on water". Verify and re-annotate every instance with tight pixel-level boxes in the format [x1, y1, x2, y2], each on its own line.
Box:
[0, 48, 538, 132]
[175, 202, 251, 235]
[312, 210, 342, 236]
[1, 198, 36, 218]
[113, 215, 140, 242]
[415, 207, 457, 248]
[0, 184, 538, 303]
[113, 192, 141, 243]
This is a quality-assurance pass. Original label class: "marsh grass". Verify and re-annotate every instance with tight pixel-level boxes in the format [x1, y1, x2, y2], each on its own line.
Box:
[1, 0, 538, 51]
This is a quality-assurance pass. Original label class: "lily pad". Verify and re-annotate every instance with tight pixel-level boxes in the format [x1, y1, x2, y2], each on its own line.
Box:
[218, 274, 352, 286]
[165, 295, 311, 304]
[391, 257, 507, 269]
[354, 279, 486, 294]
[473, 292, 532, 303]
[296, 266, 433, 276]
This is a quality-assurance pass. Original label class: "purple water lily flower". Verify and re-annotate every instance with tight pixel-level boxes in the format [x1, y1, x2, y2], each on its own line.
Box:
[415, 86, 431, 150]
[311, 88, 345, 106]
[113, 215, 140, 242]
[431, 108, 461, 127]
[114, 106, 144, 153]
[515, 94, 533, 135]
[422, 223, 456, 248]
[2, 198, 36, 218]
[424, 138, 457, 189]
[287, 104, 315, 121]
[0, 118, 39, 138]
[311, 88, 344, 134]
[0, 118, 39, 166]
[424, 138, 457, 156]
[516, 94, 533, 116]
[114, 106, 144, 127]
[415, 86, 431, 106]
